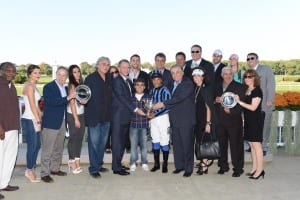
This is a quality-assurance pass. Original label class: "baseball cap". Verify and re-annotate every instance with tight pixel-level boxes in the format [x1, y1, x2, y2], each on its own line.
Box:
[213, 49, 223, 56]
[151, 70, 163, 79]
[192, 67, 205, 76]
[229, 54, 239, 60]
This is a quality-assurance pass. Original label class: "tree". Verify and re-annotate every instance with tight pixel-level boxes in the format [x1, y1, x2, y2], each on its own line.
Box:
[39, 62, 50, 75]
[80, 61, 95, 75]
[141, 62, 154, 70]
[14, 65, 27, 84]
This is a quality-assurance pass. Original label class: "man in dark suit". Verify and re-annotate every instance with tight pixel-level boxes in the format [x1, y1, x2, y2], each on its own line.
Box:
[185, 44, 215, 86]
[153, 65, 195, 177]
[111, 59, 145, 176]
[175, 51, 186, 72]
[215, 66, 246, 177]
[41, 66, 76, 183]
[212, 49, 226, 90]
[149, 52, 173, 91]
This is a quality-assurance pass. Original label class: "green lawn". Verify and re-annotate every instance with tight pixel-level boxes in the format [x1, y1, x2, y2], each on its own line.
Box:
[276, 82, 300, 93]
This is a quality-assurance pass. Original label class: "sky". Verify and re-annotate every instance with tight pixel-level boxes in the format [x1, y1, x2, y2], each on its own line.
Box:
[1, 0, 299, 66]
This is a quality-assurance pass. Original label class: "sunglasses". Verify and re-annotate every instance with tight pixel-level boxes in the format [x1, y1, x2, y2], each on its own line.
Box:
[111, 71, 118, 74]
[244, 75, 254, 79]
[247, 57, 256, 61]
[191, 51, 200, 54]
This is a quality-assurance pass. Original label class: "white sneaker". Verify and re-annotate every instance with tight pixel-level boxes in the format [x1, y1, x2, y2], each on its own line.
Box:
[142, 164, 149, 171]
[130, 164, 136, 172]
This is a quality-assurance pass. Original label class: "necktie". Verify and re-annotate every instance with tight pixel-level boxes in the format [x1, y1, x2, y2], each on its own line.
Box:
[193, 62, 198, 68]
[126, 79, 132, 94]
[172, 82, 177, 94]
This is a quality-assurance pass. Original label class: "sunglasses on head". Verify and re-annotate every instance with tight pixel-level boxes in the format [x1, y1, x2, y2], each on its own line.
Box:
[247, 57, 256, 61]
[191, 50, 200, 54]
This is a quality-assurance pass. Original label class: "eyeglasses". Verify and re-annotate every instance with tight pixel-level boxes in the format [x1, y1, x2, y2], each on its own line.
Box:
[191, 51, 200, 54]
[244, 75, 254, 79]
[247, 57, 256, 61]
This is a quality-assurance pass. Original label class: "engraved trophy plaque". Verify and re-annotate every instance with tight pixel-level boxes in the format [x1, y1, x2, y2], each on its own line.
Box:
[75, 85, 91, 101]
[220, 92, 237, 108]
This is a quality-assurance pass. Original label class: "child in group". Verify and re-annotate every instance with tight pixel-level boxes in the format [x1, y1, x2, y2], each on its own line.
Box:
[148, 70, 172, 173]
[129, 78, 150, 172]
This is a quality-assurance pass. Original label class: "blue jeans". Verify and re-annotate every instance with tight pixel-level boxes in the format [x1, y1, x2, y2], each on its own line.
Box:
[129, 127, 148, 165]
[87, 122, 110, 174]
[21, 118, 41, 170]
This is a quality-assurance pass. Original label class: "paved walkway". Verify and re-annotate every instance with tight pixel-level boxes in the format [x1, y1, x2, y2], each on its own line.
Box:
[3, 155, 300, 200]
[15, 141, 273, 165]
[2, 144, 299, 200]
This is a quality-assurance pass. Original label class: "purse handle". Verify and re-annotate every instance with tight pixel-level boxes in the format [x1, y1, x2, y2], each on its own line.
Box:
[200, 131, 214, 144]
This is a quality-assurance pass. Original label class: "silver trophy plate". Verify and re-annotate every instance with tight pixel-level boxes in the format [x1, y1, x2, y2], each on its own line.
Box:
[221, 92, 237, 108]
[75, 85, 91, 101]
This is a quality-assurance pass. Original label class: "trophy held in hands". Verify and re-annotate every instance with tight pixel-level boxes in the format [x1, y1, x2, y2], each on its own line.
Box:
[143, 98, 154, 116]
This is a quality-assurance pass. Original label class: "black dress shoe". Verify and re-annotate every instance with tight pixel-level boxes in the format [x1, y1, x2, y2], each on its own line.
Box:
[1, 185, 19, 191]
[50, 170, 67, 176]
[113, 170, 130, 176]
[122, 165, 130, 170]
[99, 167, 109, 172]
[150, 165, 160, 172]
[183, 172, 192, 177]
[217, 168, 229, 175]
[90, 172, 101, 178]
[41, 175, 54, 183]
[232, 170, 244, 177]
[173, 169, 184, 174]
[0, 193, 4, 199]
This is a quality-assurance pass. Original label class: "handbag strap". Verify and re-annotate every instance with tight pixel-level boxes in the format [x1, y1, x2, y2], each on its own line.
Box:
[200, 131, 214, 144]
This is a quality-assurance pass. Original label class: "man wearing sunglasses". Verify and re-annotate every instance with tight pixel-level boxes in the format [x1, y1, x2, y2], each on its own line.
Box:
[184, 44, 214, 87]
[247, 53, 275, 156]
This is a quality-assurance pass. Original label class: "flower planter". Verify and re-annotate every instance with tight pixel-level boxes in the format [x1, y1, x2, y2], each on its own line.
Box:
[270, 110, 300, 155]
[277, 111, 285, 147]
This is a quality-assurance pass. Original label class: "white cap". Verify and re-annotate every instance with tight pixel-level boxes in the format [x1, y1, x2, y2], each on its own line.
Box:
[192, 68, 205, 76]
[229, 54, 239, 60]
[213, 49, 223, 56]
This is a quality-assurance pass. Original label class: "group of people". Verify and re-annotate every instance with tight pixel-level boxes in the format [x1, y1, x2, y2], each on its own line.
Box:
[0, 44, 276, 199]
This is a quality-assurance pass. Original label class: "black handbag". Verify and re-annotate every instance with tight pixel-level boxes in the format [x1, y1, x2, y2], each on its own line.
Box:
[195, 132, 221, 160]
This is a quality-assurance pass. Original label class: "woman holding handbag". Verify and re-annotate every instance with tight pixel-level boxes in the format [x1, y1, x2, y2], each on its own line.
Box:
[192, 67, 218, 175]
[21, 64, 42, 182]
[234, 69, 265, 180]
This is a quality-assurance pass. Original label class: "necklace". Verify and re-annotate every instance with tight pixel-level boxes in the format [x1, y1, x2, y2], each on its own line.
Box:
[246, 86, 254, 95]
[195, 86, 201, 103]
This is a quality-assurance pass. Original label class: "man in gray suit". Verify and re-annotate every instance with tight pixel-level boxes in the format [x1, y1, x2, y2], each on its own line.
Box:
[247, 53, 275, 155]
